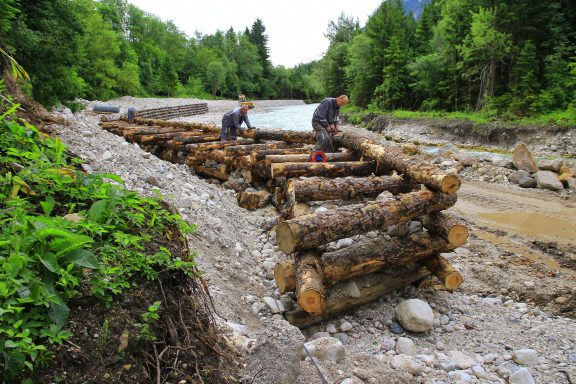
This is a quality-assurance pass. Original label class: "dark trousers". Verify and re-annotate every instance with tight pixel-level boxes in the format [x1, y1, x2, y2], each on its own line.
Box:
[220, 122, 238, 141]
[312, 121, 332, 152]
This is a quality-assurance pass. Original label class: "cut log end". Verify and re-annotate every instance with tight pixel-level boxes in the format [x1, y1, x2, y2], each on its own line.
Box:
[275, 257, 296, 294]
[444, 271, 464, 290]
[298, 290, 324, 316]
[447, 225, 469, 247]
[441, 174, 461, 194]
[276, 222, 297, 254]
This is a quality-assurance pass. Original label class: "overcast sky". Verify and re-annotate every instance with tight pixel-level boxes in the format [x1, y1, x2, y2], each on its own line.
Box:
[126, 0, 382, 68]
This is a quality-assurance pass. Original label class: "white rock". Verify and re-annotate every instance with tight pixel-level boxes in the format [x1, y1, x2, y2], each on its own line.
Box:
[303, 337, 346, 363]
[390, 354, 425, 375]
[396, 337, 418, 356]
[101, 150, 113, 161]
[512, 349, 538, 366]
[340, 321, 353, 332]
[395, 299, 434, 332]
[508, 367, 536, 384]
[446, 350, 476, 369]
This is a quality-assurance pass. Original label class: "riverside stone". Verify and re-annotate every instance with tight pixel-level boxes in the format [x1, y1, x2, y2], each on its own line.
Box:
[395, 299, 434, 332]
[512, 349, 538, 366]
[534, 170, 564, 191]
[508, 367, 536, 384]
[303, 337, 346, 363]
[512, 143, 538, 173]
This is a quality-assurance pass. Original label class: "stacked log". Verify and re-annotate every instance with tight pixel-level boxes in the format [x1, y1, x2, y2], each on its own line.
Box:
[100, 118, 469, 327]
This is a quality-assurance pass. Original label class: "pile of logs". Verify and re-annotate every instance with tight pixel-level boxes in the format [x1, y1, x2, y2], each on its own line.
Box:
[100, 116, 468, 327]
[134, 103, 209, 120]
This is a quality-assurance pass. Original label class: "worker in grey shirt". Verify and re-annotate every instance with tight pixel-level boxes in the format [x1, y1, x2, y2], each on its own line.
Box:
[311, 95, 349, 153]
[221, 106, 253, 141]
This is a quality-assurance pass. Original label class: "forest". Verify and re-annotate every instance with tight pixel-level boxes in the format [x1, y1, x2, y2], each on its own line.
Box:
[1, 0, 575, 120]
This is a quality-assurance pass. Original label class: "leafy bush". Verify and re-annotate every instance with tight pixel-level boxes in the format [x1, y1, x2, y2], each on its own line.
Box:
[0, 98, 197, 380]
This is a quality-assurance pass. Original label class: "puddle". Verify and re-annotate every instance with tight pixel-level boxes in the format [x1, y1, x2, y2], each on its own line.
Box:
[478, 211, 576, 244]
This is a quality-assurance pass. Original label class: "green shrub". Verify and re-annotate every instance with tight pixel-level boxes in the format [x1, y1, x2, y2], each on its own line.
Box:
[0, 98, 197, 380]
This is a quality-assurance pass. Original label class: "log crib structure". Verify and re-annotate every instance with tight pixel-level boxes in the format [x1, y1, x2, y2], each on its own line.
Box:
[101, 116, 468, 328]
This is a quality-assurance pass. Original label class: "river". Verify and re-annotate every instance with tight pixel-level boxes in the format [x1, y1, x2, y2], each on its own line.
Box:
[249, 103, 319, 131]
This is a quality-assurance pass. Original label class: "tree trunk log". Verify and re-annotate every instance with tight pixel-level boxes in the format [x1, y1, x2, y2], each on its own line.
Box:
[137, 130, 206, 144]
[285, 266, 431, 328]
[287, 174, 416, 203]
[237, 190, 271, 210]
[333, 133, 461, 194]
[276, 189, 457, 254]
[244, 128, 316, 144]
[270, 161, 375, 179]
[251, 147, 310, 163]
[422, 212, 468, 247]
[223, 141, 290, 158]
[295, 252, 325, 316]
[170, 135, 221, 144]
[122, 116, 221, 133]
[275, 255, 296, 294]
[193, 165, 229, 181]
[185, 139, 254, 153]
[266, 151, 356, 164]
[193, 149, 226, 163]
[275, 231, 455, 292]
[419, 255, 463, 290]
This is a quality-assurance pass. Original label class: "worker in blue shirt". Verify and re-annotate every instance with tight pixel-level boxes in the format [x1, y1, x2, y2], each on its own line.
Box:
[221, 106, 253, 141]
[311, 95, 349, 153]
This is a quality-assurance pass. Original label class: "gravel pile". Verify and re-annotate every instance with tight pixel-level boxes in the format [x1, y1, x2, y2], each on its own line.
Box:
[50, 98, 575, 384]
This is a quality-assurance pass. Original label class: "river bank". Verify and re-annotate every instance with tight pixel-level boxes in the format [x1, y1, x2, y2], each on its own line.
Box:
[49, 97, 575, 384]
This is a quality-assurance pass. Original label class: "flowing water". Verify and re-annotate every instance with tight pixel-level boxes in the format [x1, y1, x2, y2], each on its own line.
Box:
[249, 103, 319, 131]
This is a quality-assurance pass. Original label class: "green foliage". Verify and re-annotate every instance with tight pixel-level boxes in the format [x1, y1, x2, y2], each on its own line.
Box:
[0, 98, 197, 380]
[134, 301, 161, 341]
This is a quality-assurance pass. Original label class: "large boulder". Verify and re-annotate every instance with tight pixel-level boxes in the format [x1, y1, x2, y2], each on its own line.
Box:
[534, 170, 564, 191]
[538, 159, 564, 173]
[512, 143, 538, 173]
[394, 299, 434, 332]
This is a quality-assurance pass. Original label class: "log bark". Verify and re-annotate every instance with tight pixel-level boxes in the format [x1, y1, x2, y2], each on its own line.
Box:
[237, 190, 271, 210]
[422, 212, 468, 247]
[333, 133, 461, 194]
[275, 231, 455, 292]
[285, 266, 431, 328]
[223, 141, 289, 158]
[276, 189, 457, 254]
[287, 174, 416, 203]
[295, 251, 325, 316]
[419, 255, 463, 290]
[185, 139, 255, 153]
[193, 165, 229, 181]
[193, 149, 226, 163]
[266, 151, 356, 164]
[270, 161, 375, 179]
[121, 116, 220, 133]
[170, 135, 221, 144]
[244, 128, 316, 144]
[251, 147, 310, 163]
[137, 130, 206, 144]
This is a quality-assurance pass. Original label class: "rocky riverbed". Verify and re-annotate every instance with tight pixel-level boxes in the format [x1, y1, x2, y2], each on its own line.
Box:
[51, 97, 575, 384]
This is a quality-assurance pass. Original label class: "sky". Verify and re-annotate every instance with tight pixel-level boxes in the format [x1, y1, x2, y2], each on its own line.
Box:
[126, 0, 383, 68]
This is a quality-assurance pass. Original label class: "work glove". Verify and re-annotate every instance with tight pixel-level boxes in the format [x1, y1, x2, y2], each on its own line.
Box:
[327, 124, 339, 136]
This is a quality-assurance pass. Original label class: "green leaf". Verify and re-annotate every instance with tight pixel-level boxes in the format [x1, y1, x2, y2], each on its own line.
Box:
[39, 197, 56, 216]
[87, 199, 107, 222]
[99, 173, 124, 184]
[4, 340, 19, 349]
[62, 249, 100, 269]
[38, 252, 59, 273]
[48, 299, 70, 329]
